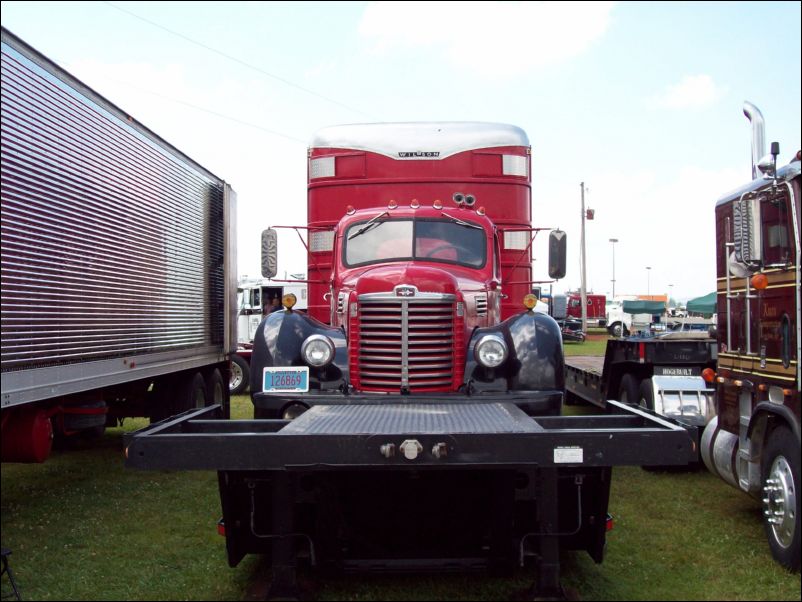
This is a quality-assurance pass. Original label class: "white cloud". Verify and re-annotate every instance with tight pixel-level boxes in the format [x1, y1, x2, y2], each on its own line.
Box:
[652, 74, 726, 110]
[358, 1, 616, 78]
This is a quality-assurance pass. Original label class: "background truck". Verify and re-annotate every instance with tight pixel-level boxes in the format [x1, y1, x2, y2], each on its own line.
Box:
[127, 122, 696, 598]
[700, 102, 800, 572]
[564, 332, 717, 442]
[0, 27, 237, 463]
[555, 292, 606, 327]
[231, 277, 308, 394]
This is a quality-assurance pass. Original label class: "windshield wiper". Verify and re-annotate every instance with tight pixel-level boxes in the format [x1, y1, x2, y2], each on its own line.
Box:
[347, 211, 390, 240]
[440, 212, 483, 230]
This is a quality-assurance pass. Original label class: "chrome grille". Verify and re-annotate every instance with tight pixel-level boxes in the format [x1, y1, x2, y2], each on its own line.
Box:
[358, 294, 455, 391]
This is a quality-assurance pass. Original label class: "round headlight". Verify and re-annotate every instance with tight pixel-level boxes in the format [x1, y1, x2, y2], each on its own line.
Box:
[474, 334, 508, 368]
[301, 334, 335, 367]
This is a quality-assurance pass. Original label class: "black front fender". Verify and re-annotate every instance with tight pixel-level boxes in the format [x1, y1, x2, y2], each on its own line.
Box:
[249, 310, 349, 397]
[465, 311, 565, 392]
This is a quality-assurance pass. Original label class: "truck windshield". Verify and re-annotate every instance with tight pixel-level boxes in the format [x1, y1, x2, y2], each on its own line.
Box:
[344, 218, 486, 268]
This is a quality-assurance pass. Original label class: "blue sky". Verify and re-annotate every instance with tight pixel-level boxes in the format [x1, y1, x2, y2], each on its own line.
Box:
[2, 1, 800, 301]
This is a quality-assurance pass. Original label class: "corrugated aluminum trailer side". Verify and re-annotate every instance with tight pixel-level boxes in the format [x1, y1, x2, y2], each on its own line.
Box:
[0, 27, 237, 462]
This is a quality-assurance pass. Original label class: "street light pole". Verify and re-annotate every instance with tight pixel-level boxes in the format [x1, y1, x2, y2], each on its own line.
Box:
[580, 182, 588, 333]
[609, 238, 618, 299]
[646, 266, 652, 297]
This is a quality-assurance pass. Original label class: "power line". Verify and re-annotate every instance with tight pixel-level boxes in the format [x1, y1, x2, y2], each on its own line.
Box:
[93, 73, 308, 144]
[102, 1, 377, 120]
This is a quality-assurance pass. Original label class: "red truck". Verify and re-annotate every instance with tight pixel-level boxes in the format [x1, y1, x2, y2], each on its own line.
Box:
[560, 292, 607, 327]
[127, 122, 695, 598]
[701, 102, 800, 572]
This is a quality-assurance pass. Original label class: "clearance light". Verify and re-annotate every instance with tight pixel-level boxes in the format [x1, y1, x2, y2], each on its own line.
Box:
[502, 154, 528, 176]
[702, 368, 716, 383]
[783, 389, 794, 397]
[433, 199, 443, 210]
[410, 199, 420, 209]
[734, 380, 744, 387]
[477, 206, 486, 216]
[523, 294, 537, 310]
[310, 156, 335, 179]
[388, 199, 398, 209]
[282, 293, 297, 309]
[751, 273, 768, 290]
[716, 376, 728, 384]
[758, 384, 768, 392]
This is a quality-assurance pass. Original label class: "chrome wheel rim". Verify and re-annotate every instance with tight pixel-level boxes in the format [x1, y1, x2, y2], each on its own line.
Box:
[763, 455, 797, 548]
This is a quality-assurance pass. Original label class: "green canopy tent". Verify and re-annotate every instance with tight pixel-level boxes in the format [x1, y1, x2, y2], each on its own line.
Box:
[686, 292, 717, 317]
[622, 300, 665, 315]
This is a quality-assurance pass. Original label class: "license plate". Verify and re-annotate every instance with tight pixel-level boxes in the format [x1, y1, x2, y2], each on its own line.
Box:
[262, 367, 309, 393]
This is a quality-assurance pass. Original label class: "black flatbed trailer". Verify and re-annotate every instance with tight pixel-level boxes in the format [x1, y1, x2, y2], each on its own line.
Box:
[565, 336, 717, 429]
[125, 399, 695, 598]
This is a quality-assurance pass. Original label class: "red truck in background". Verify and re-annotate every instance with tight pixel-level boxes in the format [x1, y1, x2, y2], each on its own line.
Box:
[701, 102, 800, 572]
[127, 122, 696, 598]
[555, 292, 607, 327]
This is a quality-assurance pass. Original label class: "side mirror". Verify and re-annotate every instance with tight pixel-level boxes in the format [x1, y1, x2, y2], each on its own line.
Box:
[261, 229, 278, 279]
[733, 197, 762, 269]
[548, 230, 567, 280]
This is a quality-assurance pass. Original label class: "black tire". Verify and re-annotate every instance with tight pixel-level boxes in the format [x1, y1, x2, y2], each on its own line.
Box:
[617, 373, 640, 404]
[149, 371, 207, 423]
[761, 425, 800, 572]
[609, 322, 629, 338]
[638, 378, 655, 411]
[206, 368, 226, 406]
[230, 354, 250, 395]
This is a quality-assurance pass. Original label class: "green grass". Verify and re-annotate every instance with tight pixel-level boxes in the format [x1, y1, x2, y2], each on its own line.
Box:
[2, 392, 799, 600]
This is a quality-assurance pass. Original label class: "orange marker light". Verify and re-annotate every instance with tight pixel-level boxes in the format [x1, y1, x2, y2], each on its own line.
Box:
[282, 293, 297, 309]
[523, 294, 537, 310]
[751, 273, 768, 290]
[702, 368, 716, 383]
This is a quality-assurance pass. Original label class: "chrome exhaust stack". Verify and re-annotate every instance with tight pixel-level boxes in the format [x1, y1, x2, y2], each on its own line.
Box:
[743, 101, 765, 180]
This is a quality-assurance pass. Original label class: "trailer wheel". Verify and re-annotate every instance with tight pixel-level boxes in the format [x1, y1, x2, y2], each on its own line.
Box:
[206, 368, 226, 405]
[609, 322, 628, 338]
[230, 354, 250, 395]
[761, 425, 800, 572]
[617, 374, 640, 404]
[638, 378, 655, 411]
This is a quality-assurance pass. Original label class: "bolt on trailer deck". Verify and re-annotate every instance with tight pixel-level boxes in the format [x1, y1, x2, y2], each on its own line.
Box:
[0, 27, 238, 463]
[127, 121, 697, 598]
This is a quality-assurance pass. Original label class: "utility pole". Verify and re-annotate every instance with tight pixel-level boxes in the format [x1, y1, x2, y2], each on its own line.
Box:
[609, 238, 618, 300]
[580, 182, 587, 333]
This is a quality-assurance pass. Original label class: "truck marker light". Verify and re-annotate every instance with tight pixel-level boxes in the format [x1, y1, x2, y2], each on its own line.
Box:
[751, 273, 768, 290]
[477, 206, 486, 216]
[346, 205, 355, 215]
[388, 199, 398, 209]
[433, 199, 443, 209]
[702, 368, 716, 383]
[282, 293, 297, 309]
[410, 199, 420, 209]
[523, 294, 537, 310]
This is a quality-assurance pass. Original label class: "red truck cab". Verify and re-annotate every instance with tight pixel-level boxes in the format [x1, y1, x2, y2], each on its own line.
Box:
[251, 122, 567, 417]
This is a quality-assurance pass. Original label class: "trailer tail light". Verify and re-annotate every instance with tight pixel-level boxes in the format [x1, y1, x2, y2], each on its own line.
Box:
[638, 342, 646, 362]
[502, 154, 528, 176]
[606, 514, 614, 532]
[751, 273, 768, 290]
[217, 519, 226, 537]
[310, 156, 335, 179]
